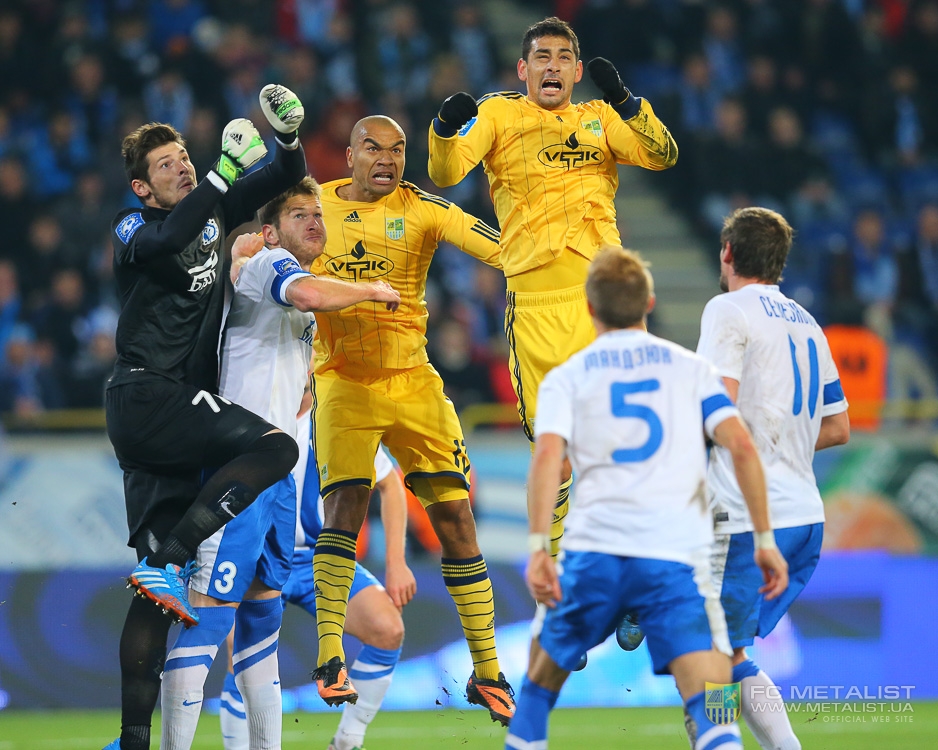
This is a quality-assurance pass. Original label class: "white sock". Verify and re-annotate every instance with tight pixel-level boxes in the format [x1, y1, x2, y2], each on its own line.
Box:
[233, 598, 283, 750]
[160, 606, 236, 750]
[741, 670, 801, 750]
[332, 645, 401, 750]
[219, 671, 249, 750]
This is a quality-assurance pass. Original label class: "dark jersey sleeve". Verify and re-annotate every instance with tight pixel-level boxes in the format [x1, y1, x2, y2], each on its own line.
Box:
[221, 140, 308, 228]
[113, 179, 224, 266]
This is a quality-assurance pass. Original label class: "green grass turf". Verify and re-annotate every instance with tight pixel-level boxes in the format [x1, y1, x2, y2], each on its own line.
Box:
[0, 703, 934, 749]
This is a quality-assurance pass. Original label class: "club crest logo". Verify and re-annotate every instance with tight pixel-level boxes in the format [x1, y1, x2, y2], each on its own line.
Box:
[705, 682, 741, 725]
[582, 119, 603, 137]
[116, 212, 144, 244]
[385, 218, 405, 241]
[202, 219, 219, 246]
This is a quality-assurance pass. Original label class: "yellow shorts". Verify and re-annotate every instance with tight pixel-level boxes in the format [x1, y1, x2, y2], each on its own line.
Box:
[313, 364, 471, 504]
[505, 285, 596, 441]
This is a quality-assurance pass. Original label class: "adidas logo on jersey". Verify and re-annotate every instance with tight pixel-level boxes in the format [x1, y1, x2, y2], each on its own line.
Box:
[344, 211, 361, 223]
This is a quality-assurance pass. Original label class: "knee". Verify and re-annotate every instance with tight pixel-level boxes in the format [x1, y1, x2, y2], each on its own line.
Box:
[370, 610, 405, 651]
[254, 430, 299, 478]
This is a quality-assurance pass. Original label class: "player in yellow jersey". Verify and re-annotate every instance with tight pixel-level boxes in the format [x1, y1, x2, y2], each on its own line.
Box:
[307, 114, 516, 726]
[428, 15, 677, 662]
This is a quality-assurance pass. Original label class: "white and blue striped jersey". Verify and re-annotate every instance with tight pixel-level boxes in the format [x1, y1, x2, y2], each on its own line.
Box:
[218, 246, 315, 436]
[697, 284, 847, 534]
[292, 413, 395, 550]
[535, 329, 739, 565]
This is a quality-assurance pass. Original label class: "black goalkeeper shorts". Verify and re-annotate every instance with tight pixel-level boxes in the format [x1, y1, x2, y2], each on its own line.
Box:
[105, 377, 276, 544]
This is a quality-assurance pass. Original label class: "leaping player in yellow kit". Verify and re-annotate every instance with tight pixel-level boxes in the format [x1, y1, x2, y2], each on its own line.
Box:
[427, 16, 678, 660]
[308, 114, 517, 725]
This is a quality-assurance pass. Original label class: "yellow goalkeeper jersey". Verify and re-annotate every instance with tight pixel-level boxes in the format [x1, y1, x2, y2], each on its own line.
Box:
[428, 92, 677, 279]
[313, 178, 501, 377]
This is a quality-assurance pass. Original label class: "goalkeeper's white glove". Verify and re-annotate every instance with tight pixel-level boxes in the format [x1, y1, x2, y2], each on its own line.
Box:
[259, 84, 305, 135]
[214, 118, 268, 185]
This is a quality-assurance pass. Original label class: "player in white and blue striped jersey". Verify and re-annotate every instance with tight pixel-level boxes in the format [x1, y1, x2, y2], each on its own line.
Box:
[507, 246, 789, 750]
[158, 177, 401, 750]
[697, 207, 850, 750]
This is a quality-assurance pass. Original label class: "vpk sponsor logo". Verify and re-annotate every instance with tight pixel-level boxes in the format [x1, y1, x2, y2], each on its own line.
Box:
[326, 241, 394, 281]
[537, 131, 605, 169]
[187, 249, 218, 292]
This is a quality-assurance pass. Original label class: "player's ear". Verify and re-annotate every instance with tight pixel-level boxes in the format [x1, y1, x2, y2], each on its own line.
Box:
[131, 179, 150, 200]
[574, 59, 583, 83]
[517, 58, 527, 82]
[346, 146, 353, 169]
[720, 242, 733, 265]
[646, 292, 656, 315]
[262, 223, 278, 247]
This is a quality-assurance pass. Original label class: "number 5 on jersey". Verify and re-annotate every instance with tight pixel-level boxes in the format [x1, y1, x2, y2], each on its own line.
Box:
[610, 379, 663, 463]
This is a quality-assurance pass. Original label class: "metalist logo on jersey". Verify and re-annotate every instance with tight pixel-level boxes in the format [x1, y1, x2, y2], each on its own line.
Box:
[386, 217, 405, 240]
[705, 682, 741, 725]
[582, 119, 602, 138]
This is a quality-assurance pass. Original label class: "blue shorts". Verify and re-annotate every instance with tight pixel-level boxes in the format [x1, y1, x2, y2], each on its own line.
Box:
[190, 475, 297, 602]
[282, 547, 381, 615]
[712, 523, 823, 649]
[538, 551, 728, 675]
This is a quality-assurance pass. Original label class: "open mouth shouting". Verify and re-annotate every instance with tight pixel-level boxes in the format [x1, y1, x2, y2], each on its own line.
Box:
[371, 169, 396, 188]
[541, 78, 563, 95]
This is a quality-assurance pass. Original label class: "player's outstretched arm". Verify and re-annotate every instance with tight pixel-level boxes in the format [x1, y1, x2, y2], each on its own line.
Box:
[525, 433, 565, 608]
[435, 199, 503, 270]
[285, 276, 401, 313]
[712, 416, 789, 600]
[588, 56, 678, 170]
[375, 467, 417, 610]
[427, 93, 493, 188]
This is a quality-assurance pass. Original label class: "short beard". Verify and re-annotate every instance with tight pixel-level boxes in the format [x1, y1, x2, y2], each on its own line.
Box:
[719, 273, 729, 293]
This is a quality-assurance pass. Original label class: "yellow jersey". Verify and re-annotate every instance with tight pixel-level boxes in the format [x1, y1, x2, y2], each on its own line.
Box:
[428, 92, 677, 279]
[313, 178, 501, 377]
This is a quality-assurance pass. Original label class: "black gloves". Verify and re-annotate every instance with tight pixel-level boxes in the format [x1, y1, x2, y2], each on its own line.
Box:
[587, 57, 631, 105]
[435, 92, 478, 137]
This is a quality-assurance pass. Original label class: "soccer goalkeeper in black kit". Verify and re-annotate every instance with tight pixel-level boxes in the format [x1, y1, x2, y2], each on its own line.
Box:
[103, 85, 307, 750]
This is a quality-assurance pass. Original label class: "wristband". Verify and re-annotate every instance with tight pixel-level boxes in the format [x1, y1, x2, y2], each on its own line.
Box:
[754, 530, 777, 551]
[527, 533, 551, 554]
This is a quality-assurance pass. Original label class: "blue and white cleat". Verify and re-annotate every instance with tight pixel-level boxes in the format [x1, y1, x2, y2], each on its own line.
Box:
[616, 613, 645, 651]
[127, 557, 200, 627]
[103, 740, 122, 750]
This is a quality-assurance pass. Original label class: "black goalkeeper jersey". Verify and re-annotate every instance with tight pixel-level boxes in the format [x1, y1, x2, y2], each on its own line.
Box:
[108, 142, 307, 392]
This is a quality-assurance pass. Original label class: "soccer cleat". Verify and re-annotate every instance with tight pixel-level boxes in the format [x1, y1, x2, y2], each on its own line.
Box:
[466, 671, 516, 726]
[127, 557, 200, 628]
[311, 656, 358, 706]
[572, 653, 588, 671]
[616, 613, 645, 651]
[327, 740, 364, 750]
[103, 741, 122, 750]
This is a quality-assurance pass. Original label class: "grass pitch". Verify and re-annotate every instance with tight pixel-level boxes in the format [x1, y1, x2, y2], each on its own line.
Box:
[0, 703, 935, 749]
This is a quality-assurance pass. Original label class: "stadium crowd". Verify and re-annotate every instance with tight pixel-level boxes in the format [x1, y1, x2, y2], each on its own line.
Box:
[1, 0, 937, 420]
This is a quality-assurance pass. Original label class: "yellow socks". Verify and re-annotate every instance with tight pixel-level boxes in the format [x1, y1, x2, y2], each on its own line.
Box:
[442, 554, 500, 681]
[313, 529, 358, 665]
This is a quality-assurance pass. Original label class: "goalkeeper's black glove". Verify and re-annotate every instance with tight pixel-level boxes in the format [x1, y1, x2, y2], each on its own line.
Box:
[434, 92, 478, 137]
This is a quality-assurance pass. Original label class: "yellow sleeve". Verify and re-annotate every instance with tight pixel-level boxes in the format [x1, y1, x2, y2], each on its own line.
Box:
[427, 98, 498, 188]
[602, 98, 678, 171]
[429, 199, 502, 270]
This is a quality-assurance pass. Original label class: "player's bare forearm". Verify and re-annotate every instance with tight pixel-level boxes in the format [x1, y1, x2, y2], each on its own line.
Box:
[527, 433, 566, 533]
[816, 410, 850, 450]
[713, 417, 770, 533]
[287, 277, 400, 313]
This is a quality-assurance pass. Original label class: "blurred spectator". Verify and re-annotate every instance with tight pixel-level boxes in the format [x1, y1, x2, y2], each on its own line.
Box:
[55, 170, 117, 269]
[25, 110, 93, 199]
[428, 315, 496, 413]
[695, 98, 763, 234]
[376, 3, 433, 105]
[149, 0, 209, 56]
[319, 12, 361, 100]
[740, 55, 780, 138]
[450, 2, 500, 94]
[900, 0, 938, 92]
[143, 66, 195, 133]
[64, 53, 121, 149]
[761, 107, 832, 215]
[0, 7, 40, 103]
[106, 12, 161, 98]
[291, 0, 341, 49]
[268, 46, 331, 130]
[701, 5, 746, 96]
[31, 268, 88, 368]
[0, 259, 21, 369]
[182, 106, 222, 179]
[20, 214, 68, 306]
[849, 209, 898, 312]
[69, 306, 118, 408]
[301, 98, 364, 183]
[0, 158, 35, 256]
[0, 323, 66, 416]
